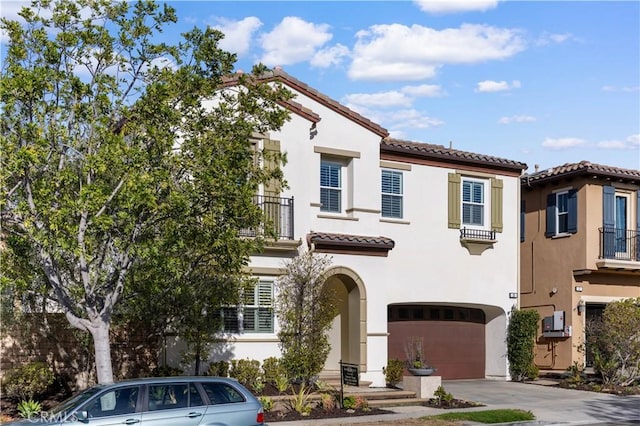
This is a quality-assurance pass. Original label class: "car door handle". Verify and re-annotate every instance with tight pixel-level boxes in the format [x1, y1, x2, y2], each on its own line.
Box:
[123, 419, 140, 424]
[187, 412, 203, 418]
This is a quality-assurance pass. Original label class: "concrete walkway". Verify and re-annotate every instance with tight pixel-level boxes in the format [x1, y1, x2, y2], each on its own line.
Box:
[271, 379, 640, 425]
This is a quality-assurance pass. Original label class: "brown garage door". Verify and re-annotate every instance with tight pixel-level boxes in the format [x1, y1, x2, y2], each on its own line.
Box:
[388, 305, 485, 379]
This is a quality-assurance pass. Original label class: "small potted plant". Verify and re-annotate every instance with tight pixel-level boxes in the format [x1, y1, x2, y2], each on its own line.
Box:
[404, 336, 436, 376]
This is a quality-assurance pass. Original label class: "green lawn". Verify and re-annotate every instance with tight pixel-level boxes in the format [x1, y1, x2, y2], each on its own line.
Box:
[426, 409, 535, 424]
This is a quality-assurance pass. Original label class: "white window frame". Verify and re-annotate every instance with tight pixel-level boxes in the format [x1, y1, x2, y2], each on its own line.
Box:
[461, 177, 489, 230]
[381, 169, 403, 218]
[555, 190, 570, 235]
[222, 281, 274, 334]
[320, 160, 343, 213]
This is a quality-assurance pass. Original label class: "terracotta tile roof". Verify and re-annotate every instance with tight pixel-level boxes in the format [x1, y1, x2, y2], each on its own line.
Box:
[381, 138, 527, 172]
[307, 232, 395, 250]
[522, 161, 640, 186]
[223, 68, 389, 138]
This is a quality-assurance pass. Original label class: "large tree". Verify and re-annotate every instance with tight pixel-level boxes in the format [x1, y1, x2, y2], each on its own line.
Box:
[1, 0, 291, 384]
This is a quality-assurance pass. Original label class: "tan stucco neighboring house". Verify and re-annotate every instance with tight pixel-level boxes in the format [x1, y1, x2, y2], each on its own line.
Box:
[520, 161, 640, 372]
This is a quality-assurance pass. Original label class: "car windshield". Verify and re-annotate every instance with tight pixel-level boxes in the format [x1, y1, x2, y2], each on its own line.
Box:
[48, 385, 106, 415]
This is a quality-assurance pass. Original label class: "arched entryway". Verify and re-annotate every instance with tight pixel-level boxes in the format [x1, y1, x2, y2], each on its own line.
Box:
[321, 266, 367, 375]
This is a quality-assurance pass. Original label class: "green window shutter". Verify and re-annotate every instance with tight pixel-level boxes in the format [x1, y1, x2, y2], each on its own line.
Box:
[448, 173, 461, 229]
[264, 138, 281, 197]
[491, 178, 503, 233]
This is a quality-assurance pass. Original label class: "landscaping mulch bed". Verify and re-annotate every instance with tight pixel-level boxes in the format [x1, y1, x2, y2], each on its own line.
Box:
[424, 398, 484, 409]
[265, 406, 393, 423]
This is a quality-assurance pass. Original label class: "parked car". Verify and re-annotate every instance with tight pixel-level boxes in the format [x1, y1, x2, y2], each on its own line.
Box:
[7, 376, 265, 425]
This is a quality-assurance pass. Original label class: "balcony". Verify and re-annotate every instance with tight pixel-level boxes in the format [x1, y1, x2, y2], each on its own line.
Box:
[459, 227, 497, 255]
[240, 195, 294, 240]
[597, 227, 640, 272]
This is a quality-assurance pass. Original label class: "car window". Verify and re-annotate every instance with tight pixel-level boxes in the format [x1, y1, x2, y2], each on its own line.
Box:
[84, 386, 139, 418]
[148, 383, 203, 411]
[200, 382, 246, 404]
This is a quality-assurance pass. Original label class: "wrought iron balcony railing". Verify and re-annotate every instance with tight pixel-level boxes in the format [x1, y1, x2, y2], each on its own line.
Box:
[599, 227, 640, 261]
[240, 195, 294, 240]
[460, 227, 496, 241]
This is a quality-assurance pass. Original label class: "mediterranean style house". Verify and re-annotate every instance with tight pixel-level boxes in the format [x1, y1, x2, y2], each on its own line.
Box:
[166, 68, 527, 386]
[520, 162, 640, 372]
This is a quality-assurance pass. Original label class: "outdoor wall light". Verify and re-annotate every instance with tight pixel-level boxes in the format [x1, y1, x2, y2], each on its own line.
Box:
[577, 300, 585, 315]
[509, 292, 518, 299]
[575, 286, 583, 292]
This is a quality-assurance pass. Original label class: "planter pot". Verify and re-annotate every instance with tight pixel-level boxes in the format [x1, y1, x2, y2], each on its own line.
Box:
[408, 367, 436, 376]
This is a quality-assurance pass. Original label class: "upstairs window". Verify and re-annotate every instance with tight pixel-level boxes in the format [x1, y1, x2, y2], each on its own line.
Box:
[320, 161, 342, 213]
[545, 189, 577, 237]
[462, 179, 485, 227]
[381, 170, 403, 218]
[448, 173, 502, 233]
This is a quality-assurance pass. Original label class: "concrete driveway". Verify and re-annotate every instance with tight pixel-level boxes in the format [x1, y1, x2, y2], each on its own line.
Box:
[273, 379, 640, 425]
[442, 379, 640, 425]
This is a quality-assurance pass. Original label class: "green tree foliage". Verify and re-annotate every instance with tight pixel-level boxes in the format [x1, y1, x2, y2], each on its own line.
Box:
[585, 298, 640, 386]
[275, 252, 338, 384]
[507, 308, 540, 381]
[1, 0, 291, 384]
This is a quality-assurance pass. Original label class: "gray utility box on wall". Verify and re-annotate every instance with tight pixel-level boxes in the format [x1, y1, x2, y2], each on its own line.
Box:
[542, 310, 572, 338]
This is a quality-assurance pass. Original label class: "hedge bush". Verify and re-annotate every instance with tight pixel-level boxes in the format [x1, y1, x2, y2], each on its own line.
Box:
[2, 362, 55, 400]
[507, 309, 540, 381]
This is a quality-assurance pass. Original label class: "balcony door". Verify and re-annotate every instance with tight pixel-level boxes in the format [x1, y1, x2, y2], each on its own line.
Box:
[615, 193, 629, 256]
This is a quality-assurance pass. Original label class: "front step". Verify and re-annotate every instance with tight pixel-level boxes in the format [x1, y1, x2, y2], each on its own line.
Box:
[368, 397, 429, 408]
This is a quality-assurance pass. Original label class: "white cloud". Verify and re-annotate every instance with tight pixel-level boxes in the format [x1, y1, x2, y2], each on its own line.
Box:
[602, 85, 640, 92]
[210, 17, 262, 56]
[498, 115, 536, 124]
[542, 137, 587, 150]
[536, 32, 573, 46]
[388, 109, 445, 129]
[414, 0, 500, 14]
[475, 80, 521, 92]
[343, 92, 413, 108]
[401, 84, 445, 97]
[349, 23, 525, 81]
[259, 17, 332, 66]
[596, 134, 640, 150]
[310, 44, 350, 68]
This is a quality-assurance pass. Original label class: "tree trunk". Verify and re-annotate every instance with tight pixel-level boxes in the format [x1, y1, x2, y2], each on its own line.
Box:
[89, 320, 115, 384]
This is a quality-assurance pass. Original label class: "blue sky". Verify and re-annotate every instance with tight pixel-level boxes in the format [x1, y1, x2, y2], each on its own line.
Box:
[2, 1, 639, 172]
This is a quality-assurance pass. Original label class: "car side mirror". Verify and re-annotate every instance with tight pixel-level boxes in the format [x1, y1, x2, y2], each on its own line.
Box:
[74, 410, 89, 422]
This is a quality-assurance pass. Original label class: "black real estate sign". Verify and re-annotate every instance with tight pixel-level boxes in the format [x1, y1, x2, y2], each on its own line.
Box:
[340, 362, 359, 387]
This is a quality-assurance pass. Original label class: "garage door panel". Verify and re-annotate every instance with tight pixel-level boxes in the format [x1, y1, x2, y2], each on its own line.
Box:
[388, 320, 485, 379]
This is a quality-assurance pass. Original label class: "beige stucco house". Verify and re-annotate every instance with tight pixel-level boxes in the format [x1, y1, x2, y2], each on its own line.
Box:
[520, 161, 640, 371]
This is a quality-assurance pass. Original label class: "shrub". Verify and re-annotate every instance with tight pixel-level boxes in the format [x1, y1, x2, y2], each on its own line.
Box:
[382, 358, 405, 387]
[433, 385, 454, 404]
[585, 298, 640, 386]
[287, 385, 313, 416]
[230, 359, 262, 392]
[258, 396, 273, 412]
[354, 395, 369, 410]
[507, 309, 540, 381]
[319, 392, 337, 410]
[274, 372, 290, 393]
[150, 365, 183, 377]
[342, 395, 356, 409]
[206, 361, 229, 377]
[2, 362, 55, 400]
[17, 399, 41, 419]
[262, 357, 283, 384]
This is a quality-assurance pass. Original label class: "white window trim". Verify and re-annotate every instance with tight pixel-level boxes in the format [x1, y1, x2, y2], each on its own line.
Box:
[461, 177, 490, 230]
[555, 190, 570, 236]
[381, 169, 403, 219]
[320, 158, 347, 214]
